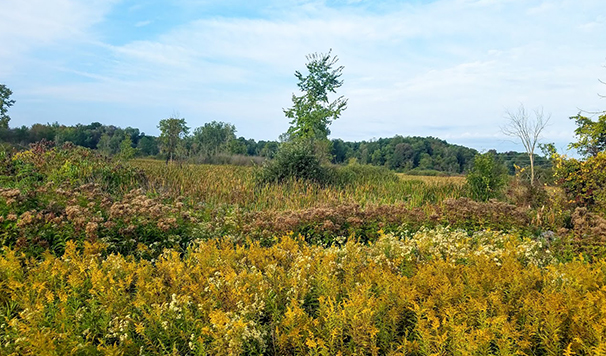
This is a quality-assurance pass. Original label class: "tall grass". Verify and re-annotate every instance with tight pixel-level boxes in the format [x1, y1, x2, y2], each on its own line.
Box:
[132, 159, 467, 211]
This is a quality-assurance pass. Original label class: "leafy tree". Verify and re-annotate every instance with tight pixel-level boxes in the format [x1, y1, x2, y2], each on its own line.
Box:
[118, 134, 136, 160]
[158, 116, 189, 163]
[569, 112, 606, 157]
[553, 152, 606, 210]
[389, 142, 414, 170]
[191, 121, 236, 158]
[501, 104, 550, 186]
[0, 84, 15, 129]
[283, 49, 347, 144]
[466, 152, 508, 201]
[262, 50, 348, 185]
[331, 138, 351, 164]
[137, 136, 159, 156]
[227, 138, 247, 155]
[97, 133, 113, 155]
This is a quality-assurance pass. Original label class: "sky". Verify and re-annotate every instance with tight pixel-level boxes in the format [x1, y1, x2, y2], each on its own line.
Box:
[1, 0, 605, 153]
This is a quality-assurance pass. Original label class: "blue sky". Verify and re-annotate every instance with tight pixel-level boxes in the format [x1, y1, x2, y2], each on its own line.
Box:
[1, 0, 605, 153]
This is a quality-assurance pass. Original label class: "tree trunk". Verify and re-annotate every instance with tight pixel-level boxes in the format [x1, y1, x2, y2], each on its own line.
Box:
[529, 153, 535, 186]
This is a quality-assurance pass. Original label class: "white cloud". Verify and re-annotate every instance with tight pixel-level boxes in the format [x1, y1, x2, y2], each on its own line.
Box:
[3, 0, 606, 150]
[0, 0, 119, 74]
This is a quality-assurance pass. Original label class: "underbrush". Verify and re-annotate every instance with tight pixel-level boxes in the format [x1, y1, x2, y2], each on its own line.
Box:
[0, 143, 194, 257]
[0, 143, 601, 260]
[1, 231, 603, 355]
[2, 142, 606, 354]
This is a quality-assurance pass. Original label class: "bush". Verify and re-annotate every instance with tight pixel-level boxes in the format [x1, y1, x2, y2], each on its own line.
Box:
[554, 152, 606, 211]
[465, 152, 508, 201]
[256, 141, 401, 188]
[256, 141, 329, 185]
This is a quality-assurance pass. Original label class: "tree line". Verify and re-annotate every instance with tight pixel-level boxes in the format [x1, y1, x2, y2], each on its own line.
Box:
[0, 116, 550, 175]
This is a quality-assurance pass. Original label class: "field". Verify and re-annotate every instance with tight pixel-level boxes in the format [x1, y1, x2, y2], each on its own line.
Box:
[131, 160, 467, 211]
[1, 144, 606, 355]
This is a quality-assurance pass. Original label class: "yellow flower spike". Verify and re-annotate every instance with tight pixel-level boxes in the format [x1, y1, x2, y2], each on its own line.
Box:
[306, 338, 317, 349]
[135, 323, 145, 335]
[45, 290, 55, 303]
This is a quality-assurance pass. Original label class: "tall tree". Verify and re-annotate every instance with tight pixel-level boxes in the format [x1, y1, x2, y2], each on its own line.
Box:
[283, 50, 347, 143]
[501, 104, 550, 185]
[158, 116, 189, 163]
[0, 84, 15, 129]
[192, 121, 236, 158]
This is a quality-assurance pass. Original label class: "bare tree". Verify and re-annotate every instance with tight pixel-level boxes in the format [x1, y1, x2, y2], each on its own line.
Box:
[501, 104, 550, 186]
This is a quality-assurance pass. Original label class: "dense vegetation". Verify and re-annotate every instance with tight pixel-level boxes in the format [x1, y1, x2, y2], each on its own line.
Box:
[0, 133, 605, 354]
[0, 120, 552, 175]
[1, 69, 606, 354]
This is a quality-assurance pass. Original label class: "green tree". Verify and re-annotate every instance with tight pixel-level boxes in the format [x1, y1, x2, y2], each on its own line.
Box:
[261, 50, 347, 185]
[97, 133, 113, 155]
[192, 121, 236, 158]
[227, 138, 247, 155]
[118, 134, 136, 160]
[257, 140, 327, 184]
[137, 136, 159, 156]
[258, 141, 279, 159]
[569, 112, 606, 157]
[0, 84, 15, 129]
[465, 152, 508, 201]
[283, 50, 347, 144]
[158, 116, 189, 163]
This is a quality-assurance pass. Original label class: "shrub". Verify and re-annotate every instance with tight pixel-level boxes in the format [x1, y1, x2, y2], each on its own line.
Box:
[465, 152, 508, 201]
[256, 141, 329, 185]
[505, 165, 550, 208]
[553, 152, 606, 211]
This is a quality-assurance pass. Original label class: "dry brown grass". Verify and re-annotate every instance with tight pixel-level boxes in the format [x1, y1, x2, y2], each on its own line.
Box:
[397, 173, 466, 186]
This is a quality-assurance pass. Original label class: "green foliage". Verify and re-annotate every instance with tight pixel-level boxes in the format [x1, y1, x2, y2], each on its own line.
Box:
[569, 112, 606, 157]
[190, 121, 237, 159]
[465, 152, 508, 201]
[263, 50, 349, 184]
[1, 118, 489, 175]
[136, 135, 159, 156]
[158, 117, 189, 162]
[257, 141, 329, 185]
[284, 50, 347, 142]
[0, 84, 15, 129]
[332, 136, 479, 174]
[118, 134, 136, 160]
[554, 151, 606, 210]
[256, 143, 400, 187]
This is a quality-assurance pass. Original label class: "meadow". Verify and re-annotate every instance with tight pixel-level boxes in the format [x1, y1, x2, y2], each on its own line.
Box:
[1, 143, 605, 355]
